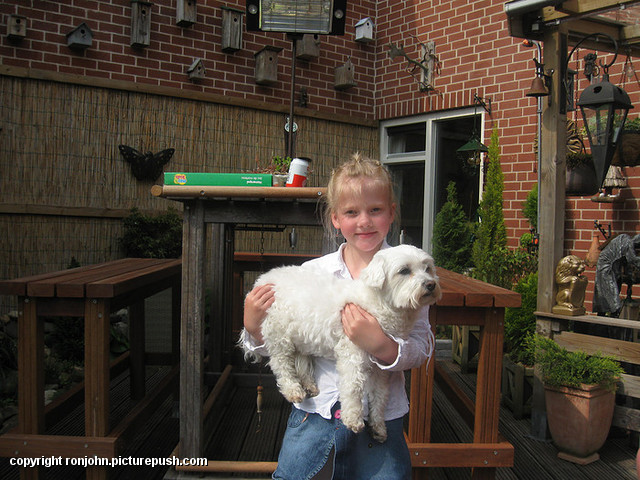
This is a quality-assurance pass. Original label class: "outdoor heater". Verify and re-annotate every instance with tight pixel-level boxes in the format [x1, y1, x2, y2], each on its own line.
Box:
[246, 1, 348, 158]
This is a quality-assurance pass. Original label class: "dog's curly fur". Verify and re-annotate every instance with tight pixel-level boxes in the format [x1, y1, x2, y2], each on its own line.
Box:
[240, 244, 441, 442]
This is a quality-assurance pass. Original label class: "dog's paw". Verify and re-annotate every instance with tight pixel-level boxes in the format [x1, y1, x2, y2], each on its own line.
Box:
[304, 382, 319, 398]
[368, 423, 387, 443]
[281, 385, 307, 404]
[341, 412, 365, 434]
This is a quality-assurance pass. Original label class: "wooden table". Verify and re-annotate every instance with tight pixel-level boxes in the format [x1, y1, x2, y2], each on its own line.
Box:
[0, 258, 181, 480]
[407, 268, 519, 479]
[154, 185, 518, 479]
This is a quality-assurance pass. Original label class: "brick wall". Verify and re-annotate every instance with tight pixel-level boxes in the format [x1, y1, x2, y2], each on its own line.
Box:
[0, 0, 377, 119]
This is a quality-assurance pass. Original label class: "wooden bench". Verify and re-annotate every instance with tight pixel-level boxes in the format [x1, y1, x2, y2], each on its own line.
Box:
[0, 258, 181, 480]
[537, 311, 640, 433]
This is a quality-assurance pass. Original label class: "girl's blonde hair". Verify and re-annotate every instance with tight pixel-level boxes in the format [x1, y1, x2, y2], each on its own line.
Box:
[323, 152, 397, 232]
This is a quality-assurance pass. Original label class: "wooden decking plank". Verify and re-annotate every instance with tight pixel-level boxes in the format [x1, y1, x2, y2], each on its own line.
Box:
[205, 384, 256, 462]
[237, 386, 287, 463]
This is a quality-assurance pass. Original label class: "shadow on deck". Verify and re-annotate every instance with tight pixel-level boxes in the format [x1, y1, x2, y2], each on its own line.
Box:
[1, 358, 637, 479]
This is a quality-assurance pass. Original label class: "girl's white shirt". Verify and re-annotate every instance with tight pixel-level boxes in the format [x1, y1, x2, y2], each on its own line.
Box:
[243, 241, 435, 421]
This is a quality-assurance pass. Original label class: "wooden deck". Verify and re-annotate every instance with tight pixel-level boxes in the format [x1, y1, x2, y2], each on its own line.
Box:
[1, 355, 637, 479]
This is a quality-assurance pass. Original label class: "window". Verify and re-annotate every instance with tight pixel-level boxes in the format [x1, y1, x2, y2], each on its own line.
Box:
[381, 109, 485, 252]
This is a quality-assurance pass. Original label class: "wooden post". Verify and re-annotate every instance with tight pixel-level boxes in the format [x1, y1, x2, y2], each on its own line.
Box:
[17, 296, 43, 480]
[531, 24, 568, 440]
[180, 200, 206, 458]
[84, 298, 110, 480]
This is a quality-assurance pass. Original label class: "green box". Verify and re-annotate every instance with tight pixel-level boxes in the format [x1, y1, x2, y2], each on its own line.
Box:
[164, 172, 273, 187]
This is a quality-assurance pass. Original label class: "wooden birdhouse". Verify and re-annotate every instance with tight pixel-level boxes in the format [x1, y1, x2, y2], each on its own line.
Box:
[176, 0, 197, 28]
[334, 58, 356, 90]
[6, 14, 27, 41]
[66, 22, 93, 50]
[254, 46, 283, 86]
[130, 0, 152, 48]
[221, 6, 243, 53]
[296, 34, 320, 61]
[187, 58, 206, 80]
[355, 17, 374, 43]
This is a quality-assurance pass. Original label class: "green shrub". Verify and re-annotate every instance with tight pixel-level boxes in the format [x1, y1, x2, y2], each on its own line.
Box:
[119, 207, 182, 259]
[432, 182, 474, 273]
[504, 272, 537, 365]
[527, 334, 623, 392]
[522, 184, 538, 232]
[471, 127, 507, 286]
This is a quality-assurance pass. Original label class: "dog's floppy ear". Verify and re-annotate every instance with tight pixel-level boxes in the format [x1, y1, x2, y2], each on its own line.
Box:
[360, 252, 386, 289]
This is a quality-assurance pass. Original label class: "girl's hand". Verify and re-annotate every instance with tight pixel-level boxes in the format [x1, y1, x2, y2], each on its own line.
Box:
[341, 303, 399, 365]
[243, 284, 275, 344]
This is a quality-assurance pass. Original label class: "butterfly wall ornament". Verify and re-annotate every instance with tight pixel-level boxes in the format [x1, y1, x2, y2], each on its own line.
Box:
[118, 145, 175, 181]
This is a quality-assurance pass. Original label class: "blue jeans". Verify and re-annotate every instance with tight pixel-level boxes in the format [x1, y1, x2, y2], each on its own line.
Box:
[273, 404, 411, 480]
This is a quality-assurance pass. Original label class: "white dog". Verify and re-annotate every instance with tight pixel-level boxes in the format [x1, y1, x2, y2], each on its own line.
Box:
[240, 244, 441, 442]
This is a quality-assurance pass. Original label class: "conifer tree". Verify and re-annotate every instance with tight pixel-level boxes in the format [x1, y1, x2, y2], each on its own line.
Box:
[432, 181, 474, 273]
[471, 126, 507, 285]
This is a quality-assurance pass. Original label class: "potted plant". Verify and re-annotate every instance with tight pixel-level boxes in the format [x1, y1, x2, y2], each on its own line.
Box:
[528, 334, 623, 464]
[252, 155, 292, 186]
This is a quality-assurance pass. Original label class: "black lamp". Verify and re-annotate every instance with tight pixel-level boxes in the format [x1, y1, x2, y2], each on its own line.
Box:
[578, 73, 632, 187]
[457, 94, 491, 165]
[566, 33, 633, 188]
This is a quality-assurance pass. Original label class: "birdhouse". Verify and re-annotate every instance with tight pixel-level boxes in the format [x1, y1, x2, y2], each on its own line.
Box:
[176, 0, 197, 28]
[221, 6, 243, 53]
[187, 58, 206, 80]
[296, 34, 320, 61]
[66, 22, 93, 50]
[254, 46, 283, 86]
[334, 59, 356, 90]
[355, 17, 374, 43]
[6, 15, 27, 41]
[130, 0, 152, 48]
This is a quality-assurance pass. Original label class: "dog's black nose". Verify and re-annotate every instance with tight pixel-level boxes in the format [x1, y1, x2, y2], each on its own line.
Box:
[424, 281, 436, 292]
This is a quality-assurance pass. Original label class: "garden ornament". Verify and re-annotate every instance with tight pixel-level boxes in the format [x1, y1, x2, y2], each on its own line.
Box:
[593, 233, 640, 316]
[552, 255, 588, 316]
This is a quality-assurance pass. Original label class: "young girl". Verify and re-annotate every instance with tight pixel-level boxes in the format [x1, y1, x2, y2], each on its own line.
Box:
[243, 153, 434, 480]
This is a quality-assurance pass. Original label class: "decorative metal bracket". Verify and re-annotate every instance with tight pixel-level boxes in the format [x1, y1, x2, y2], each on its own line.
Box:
[388, 39, 439, 92]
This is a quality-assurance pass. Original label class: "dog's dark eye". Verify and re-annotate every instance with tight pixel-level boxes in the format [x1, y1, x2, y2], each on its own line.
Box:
[398, 267, 411, 275]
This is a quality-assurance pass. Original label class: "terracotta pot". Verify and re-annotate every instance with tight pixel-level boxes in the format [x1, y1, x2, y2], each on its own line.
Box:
[544, 383, 615, 464]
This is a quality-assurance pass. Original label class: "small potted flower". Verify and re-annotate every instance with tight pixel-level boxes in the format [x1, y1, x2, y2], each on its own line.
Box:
[252, 155, 292, 186]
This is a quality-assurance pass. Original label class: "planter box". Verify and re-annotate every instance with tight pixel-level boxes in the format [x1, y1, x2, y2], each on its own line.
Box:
[501, 354, 534, 419]
[451, 325, 479, 373]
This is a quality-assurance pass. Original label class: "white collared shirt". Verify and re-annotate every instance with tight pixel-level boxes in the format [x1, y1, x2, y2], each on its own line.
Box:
[244, 241, 434, 420]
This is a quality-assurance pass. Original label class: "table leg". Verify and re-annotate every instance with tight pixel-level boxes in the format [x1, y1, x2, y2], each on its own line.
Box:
[471, 308, 504, 480]
[180, 201, 206, 459]
[129, 301, 145, 400]
[85, 298, 111, 480]
[18, 296, 43, 480]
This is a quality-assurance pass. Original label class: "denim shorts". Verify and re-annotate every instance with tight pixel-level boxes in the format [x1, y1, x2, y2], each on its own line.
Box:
[273, 404, 411, 480]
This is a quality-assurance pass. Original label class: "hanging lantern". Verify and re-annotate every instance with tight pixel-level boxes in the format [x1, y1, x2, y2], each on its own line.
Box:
[577, 73, 632, 188]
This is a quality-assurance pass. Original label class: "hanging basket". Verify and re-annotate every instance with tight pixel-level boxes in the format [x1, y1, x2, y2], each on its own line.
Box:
[566, 160, 599, 196]
[612, 131, 640, 167]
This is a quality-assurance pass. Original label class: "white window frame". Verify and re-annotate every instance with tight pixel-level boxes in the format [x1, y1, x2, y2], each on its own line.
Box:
[380, 108, 485, 253]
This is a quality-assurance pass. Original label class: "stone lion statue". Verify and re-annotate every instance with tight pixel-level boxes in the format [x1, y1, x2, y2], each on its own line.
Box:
[552, 255, 588, 316]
